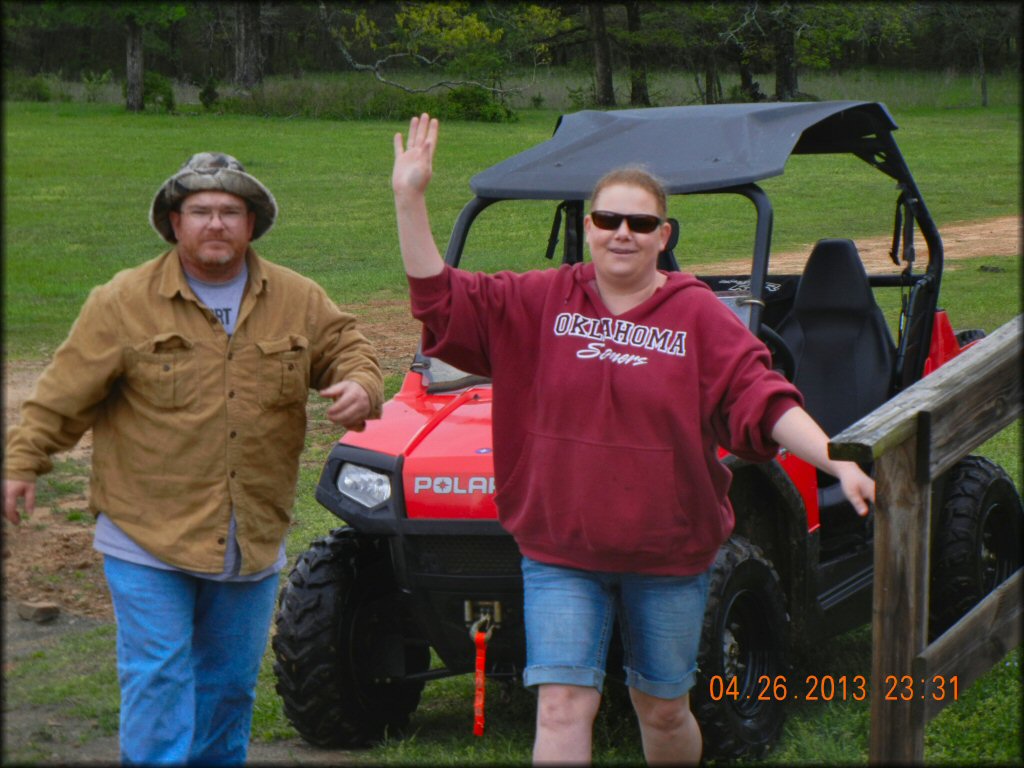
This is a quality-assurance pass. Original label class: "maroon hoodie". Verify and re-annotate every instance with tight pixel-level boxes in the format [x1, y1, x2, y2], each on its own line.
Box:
[409, 262, 802, 576]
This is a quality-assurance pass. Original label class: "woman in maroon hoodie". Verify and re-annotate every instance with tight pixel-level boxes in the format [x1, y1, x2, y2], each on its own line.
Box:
[393, 113, 874, 765]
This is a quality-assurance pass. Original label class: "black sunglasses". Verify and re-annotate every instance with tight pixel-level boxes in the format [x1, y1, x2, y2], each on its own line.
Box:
[590, 210, 664, 234]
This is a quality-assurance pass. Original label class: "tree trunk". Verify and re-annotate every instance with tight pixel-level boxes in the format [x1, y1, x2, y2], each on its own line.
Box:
[587, 5, 615, 107]
[704, 56, 722, 104]
[234, 1, 263, 90]
[738, 59, 764, 101]
[773, 21, 798, 101]
[625, 2, 650, 107]
[125, 16, 144, 112]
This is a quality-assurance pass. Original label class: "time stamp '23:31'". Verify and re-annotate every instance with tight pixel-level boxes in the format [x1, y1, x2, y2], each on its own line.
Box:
[707, 674, 961, 702]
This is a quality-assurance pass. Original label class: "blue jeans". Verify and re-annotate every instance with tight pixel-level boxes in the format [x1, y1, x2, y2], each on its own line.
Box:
[521, 556, 709, 699]
[103, 556, 279, 765]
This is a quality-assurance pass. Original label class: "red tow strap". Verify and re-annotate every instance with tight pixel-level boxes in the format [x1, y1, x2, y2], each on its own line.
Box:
[473, 629, 487, 736]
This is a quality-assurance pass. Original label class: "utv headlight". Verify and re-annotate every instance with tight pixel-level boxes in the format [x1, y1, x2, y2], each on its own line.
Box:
[336, 463, 391, 507]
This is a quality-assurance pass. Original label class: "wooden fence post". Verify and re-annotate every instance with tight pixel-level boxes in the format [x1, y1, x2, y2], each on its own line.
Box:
[829, 315, 1023, 765]
[869, 416, 931, 764]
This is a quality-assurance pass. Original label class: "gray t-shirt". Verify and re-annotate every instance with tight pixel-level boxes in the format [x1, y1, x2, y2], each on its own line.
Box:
[187, 264, 248, 336]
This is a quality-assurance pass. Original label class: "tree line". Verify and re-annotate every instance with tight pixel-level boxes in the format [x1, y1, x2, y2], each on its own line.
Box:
[4, 1, 1020, 112]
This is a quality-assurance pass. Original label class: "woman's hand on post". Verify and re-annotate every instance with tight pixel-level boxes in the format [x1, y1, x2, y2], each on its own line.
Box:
[834, 463, 876, 517]
[770, 406, 875, 517]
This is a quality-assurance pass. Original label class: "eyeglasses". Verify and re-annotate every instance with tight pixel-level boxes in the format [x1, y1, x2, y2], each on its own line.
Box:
[589, 210, 664, 234]
[180, 206, 249, 226]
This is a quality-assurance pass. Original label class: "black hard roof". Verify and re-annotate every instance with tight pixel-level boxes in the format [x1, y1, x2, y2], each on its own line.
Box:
[469, 100, 898, 200]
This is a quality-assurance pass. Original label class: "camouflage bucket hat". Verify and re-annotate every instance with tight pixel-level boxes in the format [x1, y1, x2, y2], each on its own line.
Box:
[150, 152, 278, 243]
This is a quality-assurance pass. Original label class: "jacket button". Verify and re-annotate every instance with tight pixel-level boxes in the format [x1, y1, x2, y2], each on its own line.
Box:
[217, 537, 226, 545]
[230, 431, 237, 438]
[228, 390, 235, 398]
[163, 364, 171, 372]
[229, 470, 236, 478]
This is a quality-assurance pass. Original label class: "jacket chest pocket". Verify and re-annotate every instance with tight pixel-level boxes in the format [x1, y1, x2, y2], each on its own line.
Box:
[257, 335, 310, 409]
[126, 334, 199, 410]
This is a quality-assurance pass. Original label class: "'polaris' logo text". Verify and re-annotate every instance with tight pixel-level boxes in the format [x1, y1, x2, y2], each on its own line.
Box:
[413, 476, 495, 495]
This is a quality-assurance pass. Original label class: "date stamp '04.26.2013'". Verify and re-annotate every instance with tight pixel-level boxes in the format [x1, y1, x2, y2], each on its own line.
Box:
[707, 674, 960, 703]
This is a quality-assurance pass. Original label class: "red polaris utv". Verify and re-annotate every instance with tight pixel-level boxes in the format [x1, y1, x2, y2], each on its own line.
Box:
[272, 101, 1022, 760]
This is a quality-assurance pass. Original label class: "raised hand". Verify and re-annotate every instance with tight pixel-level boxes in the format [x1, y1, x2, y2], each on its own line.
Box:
[392, 113, 445, 278]
[393, 113, 440, 199]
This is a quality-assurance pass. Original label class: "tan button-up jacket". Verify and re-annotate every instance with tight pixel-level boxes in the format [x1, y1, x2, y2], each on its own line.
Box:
[4, 249, 383, 574]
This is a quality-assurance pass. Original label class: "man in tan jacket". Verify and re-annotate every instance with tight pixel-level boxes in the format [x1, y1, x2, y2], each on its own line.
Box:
[4, 152, 383, 765]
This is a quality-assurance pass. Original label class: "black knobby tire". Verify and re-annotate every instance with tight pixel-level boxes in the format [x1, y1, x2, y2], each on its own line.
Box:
[929, 456, 1023, 638]
[692, 536, 790, 761]
[955, 328, 986, 347]
[272, 527, 431, 748]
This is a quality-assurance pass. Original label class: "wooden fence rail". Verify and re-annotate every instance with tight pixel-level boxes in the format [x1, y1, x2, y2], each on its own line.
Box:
[829, 314, 1022, 764]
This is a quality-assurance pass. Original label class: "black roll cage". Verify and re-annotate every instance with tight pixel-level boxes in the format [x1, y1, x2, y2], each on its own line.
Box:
[438, 101, 943, 390]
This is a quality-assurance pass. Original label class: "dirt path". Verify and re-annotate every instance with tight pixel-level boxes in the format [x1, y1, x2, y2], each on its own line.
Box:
[687, 214, 1021, 273]
[2, 215, 1019, 764]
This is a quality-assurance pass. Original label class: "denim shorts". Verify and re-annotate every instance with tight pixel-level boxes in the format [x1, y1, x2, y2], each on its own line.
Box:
[521, 556, 709, 699]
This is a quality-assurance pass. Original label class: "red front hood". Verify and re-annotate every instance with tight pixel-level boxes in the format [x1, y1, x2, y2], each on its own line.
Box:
[341, 370, 498, 520]
[339, 369, 820, 527]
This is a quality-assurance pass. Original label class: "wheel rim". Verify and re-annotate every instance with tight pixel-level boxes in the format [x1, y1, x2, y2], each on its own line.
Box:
[721, 587, 778, 718]
[980, 486, 1023, 591]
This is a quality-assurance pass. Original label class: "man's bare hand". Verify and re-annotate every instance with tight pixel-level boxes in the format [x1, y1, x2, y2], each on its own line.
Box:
[319, 380, 372, 432]
[4, 479, 36, 525]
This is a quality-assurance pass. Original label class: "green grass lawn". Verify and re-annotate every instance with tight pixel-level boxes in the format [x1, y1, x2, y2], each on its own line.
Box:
[3, 100, 1020, 358]
[3, 98, 1020, 765]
